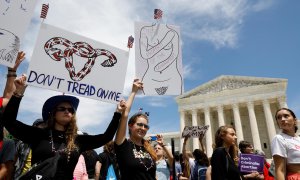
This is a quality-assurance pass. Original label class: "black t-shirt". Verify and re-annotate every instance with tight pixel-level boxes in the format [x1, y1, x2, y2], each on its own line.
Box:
[98, 151, 120, 180]
[115, 139, 156, 180]
[82, 150, 99, 178]
[211, 147, 243, 180]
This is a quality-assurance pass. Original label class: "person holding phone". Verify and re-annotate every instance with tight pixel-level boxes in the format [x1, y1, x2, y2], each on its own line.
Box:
[154, 134, 174, 180]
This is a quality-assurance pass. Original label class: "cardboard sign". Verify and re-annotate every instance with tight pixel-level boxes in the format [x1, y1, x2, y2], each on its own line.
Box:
[181, 125, 209, 138]
[135, 22, 184, 95]
[0, 0, 37, 67]
[27, 23, 129, 104]
[238, 153, 264, 173]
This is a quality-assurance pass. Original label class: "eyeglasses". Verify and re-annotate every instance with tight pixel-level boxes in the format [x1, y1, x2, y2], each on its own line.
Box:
[136, 122, 149, 129]
[56, 107, 75, 114]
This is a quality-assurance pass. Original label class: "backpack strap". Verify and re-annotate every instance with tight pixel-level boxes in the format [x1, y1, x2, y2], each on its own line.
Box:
[0, 140, 3, 152]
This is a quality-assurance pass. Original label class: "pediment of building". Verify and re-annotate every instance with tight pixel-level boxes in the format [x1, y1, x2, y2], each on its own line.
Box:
[177, 75, 287, 99]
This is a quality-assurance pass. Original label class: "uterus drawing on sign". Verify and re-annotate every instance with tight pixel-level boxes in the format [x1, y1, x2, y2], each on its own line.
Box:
[139, 23, 183, 95]
[44, 37, 117, 81]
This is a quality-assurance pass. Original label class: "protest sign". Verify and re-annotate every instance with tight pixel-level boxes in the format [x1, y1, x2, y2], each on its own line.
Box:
[239, 153, 264, 173]
[181, 125, 209, 138]
[27, 23, 129, 104]
[135, 22, 183, 95]
[0, 0, 37, 67]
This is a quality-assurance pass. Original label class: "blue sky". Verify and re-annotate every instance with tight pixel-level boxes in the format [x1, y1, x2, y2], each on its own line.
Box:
[1, 0, 300, 139]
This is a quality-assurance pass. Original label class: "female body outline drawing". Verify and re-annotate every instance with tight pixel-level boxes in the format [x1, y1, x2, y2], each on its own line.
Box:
[138, 22, 183, 95]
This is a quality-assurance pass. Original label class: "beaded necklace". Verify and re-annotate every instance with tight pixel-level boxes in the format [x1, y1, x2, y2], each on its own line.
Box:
[129, 139, 154, 171]
[50, 130, 72, 161]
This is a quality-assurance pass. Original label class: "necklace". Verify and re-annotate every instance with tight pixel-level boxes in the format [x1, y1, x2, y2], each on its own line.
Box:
[130, 140, 154, 171]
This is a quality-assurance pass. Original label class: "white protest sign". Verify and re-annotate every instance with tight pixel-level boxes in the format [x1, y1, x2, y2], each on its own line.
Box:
[181, 125, 209, 138]
[135, 22, 184, 95]
[27, 23, 129, 104]
[0, 0, 37, 67]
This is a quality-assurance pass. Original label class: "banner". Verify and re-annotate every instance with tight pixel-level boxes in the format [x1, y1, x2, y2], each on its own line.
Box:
[181, 125, 209, 138]
[27, 23, 129, 104]
[135, 22, 183, 95]
[0, 0, 37, 67]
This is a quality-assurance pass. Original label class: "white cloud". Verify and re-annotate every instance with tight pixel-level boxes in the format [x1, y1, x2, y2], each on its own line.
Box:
[183, 64, 192, 80]
[251, 0, 276, 12]
[1, 0, 277, 134]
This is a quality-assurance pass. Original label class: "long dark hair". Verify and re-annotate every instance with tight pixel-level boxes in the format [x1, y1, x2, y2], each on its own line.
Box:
[193, 149, 209, 166]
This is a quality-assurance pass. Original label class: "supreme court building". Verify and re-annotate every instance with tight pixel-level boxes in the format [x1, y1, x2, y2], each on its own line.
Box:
[175, 75, 289, 158]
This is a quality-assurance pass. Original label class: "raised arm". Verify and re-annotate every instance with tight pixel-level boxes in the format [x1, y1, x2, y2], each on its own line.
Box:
[199, 133, 206, 154]
[2, 51, 25, 107]
[157, 134, 174, 168]
[77, 100, 126, 151]
[182, 136, 189, 159]
[114, 79, 143, 145]
[1, 75, 44, 143]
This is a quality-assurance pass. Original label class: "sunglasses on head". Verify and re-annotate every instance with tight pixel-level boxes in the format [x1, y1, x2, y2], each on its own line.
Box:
[56, 107, 75, 114]
[136, 122, 149, 129]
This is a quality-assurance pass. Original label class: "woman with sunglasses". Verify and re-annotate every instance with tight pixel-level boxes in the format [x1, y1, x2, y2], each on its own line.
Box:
[115, 79, 157, 180]
[2, 75, 126, 180]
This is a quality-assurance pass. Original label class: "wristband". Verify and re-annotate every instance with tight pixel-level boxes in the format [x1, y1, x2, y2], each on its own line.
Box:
[8, 69, 16, 72]
[13, 91, 24, 98]
[7, 74, 17, 78]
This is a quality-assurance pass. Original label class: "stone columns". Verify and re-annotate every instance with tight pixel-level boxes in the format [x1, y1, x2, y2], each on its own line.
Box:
[217, 105, 225, 127]
[263, 99, 276, 143]
[232, 103, 244, 143]
[204, 107, 213, 157]
[179, 110, 186, 153]
[192, 110, 200, 150]
[278, 97, 288, 108]
[247, 101, 262, 150]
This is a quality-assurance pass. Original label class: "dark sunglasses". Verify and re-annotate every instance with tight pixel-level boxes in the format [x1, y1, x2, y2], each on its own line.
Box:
[56, 107, 75, 114]
[136, 122, 149, 129]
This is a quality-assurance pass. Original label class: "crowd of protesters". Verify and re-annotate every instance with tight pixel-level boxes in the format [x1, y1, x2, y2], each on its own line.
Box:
[1, 52, 300, 180]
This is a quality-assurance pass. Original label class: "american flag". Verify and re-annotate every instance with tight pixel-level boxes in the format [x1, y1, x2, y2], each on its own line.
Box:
[154, 9, 163, 19]
[127, 35, 134, 48]
[40, 4, 49, 19]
